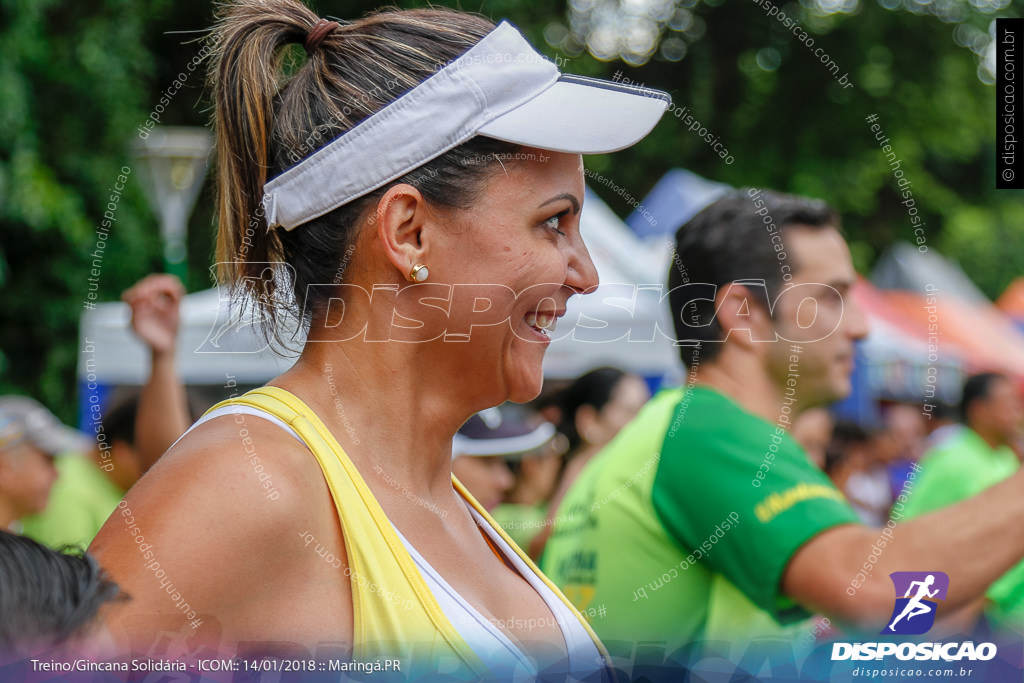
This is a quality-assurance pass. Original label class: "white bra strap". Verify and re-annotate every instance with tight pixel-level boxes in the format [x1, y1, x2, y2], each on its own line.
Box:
[172, 403, 304, 451]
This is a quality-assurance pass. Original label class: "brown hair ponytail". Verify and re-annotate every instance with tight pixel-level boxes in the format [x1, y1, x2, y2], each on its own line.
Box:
[206, 0, 519, 343]
[208, 0, 315, 309]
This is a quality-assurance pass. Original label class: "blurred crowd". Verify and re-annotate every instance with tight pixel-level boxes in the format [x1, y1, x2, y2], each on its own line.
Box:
[797, 383, 1023, 530]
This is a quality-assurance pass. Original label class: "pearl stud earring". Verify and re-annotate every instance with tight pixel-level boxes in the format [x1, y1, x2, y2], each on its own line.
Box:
[409, 264, 429, 282]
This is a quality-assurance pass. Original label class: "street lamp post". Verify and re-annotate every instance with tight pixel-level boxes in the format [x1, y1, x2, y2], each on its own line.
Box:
[131, 126, 213, 282]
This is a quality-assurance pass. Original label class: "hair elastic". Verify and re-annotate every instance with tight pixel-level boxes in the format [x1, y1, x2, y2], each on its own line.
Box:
[305, 18, 340, 55]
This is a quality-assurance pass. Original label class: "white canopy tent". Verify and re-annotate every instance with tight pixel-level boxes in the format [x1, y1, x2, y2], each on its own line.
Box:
[543, 188, 682, 382]
[79, 287, 298, 387]
[872, 242, 990, 304]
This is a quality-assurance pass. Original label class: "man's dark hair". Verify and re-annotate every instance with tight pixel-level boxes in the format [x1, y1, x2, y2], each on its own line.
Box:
[667, 189, 840, 369]
[0, 531, 123, 653]
[825, 421, 870, 476]
[101, 395, 138, 446]
[960, 372, 1007, 424]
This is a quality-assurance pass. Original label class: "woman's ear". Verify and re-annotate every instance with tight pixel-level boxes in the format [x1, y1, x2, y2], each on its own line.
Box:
[374, 184, 430, 281]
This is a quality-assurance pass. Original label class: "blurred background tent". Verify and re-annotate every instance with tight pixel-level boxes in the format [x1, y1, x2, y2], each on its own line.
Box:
[1, 0, 1022, 423]
[77, 287, 296, 427]
[997, 278, 1024, 332]
[544, 189, 682, 391]
[624, 168, 730, 240]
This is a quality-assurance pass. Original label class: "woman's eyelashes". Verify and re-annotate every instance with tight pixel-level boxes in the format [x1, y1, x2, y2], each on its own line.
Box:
[543, 209, 570, 237]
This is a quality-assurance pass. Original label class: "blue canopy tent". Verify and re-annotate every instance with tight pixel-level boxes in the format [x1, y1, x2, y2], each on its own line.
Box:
[625, 168, 730, 240]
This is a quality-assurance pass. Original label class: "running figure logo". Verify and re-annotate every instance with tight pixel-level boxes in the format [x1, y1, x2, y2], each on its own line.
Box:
[882, 571, 949, 635]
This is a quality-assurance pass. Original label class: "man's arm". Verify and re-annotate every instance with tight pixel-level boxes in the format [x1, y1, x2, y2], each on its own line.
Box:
[783, 469, 1024, 629]
[123, 274, 191, 473]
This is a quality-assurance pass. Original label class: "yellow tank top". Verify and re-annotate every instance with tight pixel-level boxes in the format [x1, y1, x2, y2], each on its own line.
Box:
[205, 386, 610, 679]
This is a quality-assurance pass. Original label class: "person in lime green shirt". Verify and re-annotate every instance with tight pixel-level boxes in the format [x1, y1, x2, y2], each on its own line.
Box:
[453, 402, 566, 552]
[542, 190, 1024, 674]
[20, 397, 141, 549]
[23, 273, 192, 550]
[901, 372, 1024, 630]
[489, 425, 567, 553]
[0, 398, 86, 532]
[529, 367, 650, 559]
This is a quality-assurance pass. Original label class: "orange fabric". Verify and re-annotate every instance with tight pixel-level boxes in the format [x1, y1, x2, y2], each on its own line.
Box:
[852, 278, 1024, 379]
[997, 277, 1024, 318]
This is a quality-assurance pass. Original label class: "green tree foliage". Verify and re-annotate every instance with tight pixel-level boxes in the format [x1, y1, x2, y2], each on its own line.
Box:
[1, 0, 162, 420]
[563, 0, 1023, 285]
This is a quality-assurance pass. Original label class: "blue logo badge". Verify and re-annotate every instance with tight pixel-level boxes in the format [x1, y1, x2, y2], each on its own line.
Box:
[882, 571, 949, 635]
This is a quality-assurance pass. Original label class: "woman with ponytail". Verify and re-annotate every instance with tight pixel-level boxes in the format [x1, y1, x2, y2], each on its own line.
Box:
[91, 1, 668, 678]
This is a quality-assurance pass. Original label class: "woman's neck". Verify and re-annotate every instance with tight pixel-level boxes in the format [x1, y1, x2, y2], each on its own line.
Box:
[271, 336, 494, 504]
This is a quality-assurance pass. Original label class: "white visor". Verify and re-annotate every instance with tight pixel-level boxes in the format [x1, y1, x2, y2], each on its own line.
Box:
[262, 20, 670, 230]
[451, 422, 557, 459]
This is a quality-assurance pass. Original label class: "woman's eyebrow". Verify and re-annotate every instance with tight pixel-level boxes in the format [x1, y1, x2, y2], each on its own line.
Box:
[537, 193, 581, 215]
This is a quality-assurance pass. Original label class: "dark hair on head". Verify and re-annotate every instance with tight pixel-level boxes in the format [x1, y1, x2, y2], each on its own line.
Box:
[101, 396, 138, 446]
[0, 531, 123, 653]
[667, 189, 840, 369]
[208, 0, 520, 345]
[929, 401, 954, 422]
[960, 372, 1007, 424]
[824, 421, 870, 475]
[558, 366, 629, 454]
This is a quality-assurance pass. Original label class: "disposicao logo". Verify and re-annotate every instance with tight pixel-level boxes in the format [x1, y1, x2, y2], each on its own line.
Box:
[882, 571, 948, 635]
[831, 571, 997, 663]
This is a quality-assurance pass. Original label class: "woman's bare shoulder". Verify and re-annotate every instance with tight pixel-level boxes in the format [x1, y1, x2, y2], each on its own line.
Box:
[90, 413, 337, 622]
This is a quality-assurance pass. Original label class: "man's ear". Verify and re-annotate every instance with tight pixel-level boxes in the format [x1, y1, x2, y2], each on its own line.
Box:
[714, 281, 777, 349]
[374, 184, 431, 281]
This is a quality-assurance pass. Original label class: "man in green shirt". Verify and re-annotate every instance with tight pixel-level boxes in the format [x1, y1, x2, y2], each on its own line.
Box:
[902, 372, 1024, 629]
[542, 189, 1024, 672]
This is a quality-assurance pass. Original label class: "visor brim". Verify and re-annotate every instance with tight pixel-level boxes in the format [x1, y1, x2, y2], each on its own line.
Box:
[478, 74, 671, 154]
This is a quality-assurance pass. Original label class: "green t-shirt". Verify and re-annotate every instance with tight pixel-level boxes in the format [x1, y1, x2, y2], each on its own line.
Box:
[490, 502, 547, 550]
[541, 385, 859, 659]
[900, 428, 1024, 625]
[21, 454, 124, 550]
